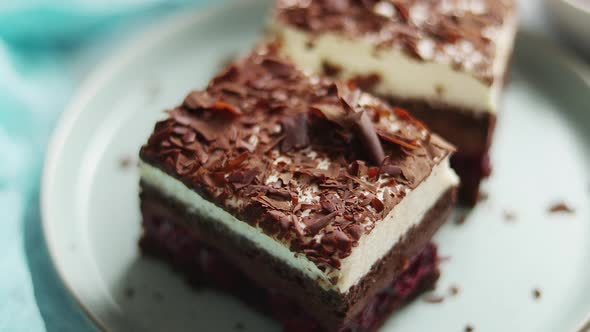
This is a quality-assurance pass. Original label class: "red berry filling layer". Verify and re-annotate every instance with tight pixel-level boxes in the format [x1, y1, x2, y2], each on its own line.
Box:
[140, 208, 439, 332]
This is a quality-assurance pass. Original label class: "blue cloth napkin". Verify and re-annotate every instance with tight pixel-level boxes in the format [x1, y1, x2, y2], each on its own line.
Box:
[0, 1, 215, 331]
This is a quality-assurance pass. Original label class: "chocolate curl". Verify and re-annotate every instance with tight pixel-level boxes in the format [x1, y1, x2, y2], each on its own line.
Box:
[351, 111, 385, 166]
[311, 82, 385, 165]
[280, 113, 310, 152]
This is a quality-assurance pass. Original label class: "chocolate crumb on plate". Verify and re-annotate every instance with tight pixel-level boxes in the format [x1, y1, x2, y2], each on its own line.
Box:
[449, 285, 460, 296]
[439, 255, 451, 263]
[119, 156, 134, 169]
[465, 325, 475, 332]
[533, 288, 542, 300]
[503, 210, 516, 222]
[423, 293, 444, 304]
[478, 191, 489, 202]
[548, 202, 575, 214]
[456, 213, 468, 225]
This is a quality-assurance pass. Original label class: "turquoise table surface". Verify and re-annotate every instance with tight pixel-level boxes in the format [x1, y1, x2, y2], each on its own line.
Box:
[0, 1, 218, 331]
[0, 1, 582, 331]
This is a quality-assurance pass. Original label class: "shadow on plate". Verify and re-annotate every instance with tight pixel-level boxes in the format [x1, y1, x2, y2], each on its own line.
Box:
[109, 255, 279, 332]
[23, 194, 98, 332]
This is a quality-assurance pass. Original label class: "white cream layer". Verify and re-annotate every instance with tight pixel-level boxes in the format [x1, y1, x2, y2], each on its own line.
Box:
[139, 158, 458, 293]
[272, 18, 517, 114]
[338, 157, 458, 290]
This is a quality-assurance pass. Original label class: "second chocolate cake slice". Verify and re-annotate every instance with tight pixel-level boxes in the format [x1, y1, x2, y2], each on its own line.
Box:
[270, 0, 518, 205]
[139, 45, 459, 332]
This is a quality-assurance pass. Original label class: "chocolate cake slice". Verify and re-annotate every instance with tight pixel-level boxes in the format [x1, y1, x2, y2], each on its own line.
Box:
[270, 0, 518, 205]
[139, 45, 459, 332]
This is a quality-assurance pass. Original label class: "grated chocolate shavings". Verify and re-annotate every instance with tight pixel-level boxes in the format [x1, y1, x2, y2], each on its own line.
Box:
[322, 60, 342, 77]
[274, 0, 516, 85]
[350, 73, 381, 91]
[139, 44, 454, 273]
[353, 111, 385, 165]
[280, 113, 310, 152]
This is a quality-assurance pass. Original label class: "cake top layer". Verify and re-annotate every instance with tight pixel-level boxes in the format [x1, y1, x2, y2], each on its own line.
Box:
[140, 45, 454, 275]
[273, 0, 516, 85]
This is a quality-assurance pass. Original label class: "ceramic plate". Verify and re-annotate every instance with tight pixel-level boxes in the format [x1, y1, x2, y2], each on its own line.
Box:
[42, 0, 590, 331]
